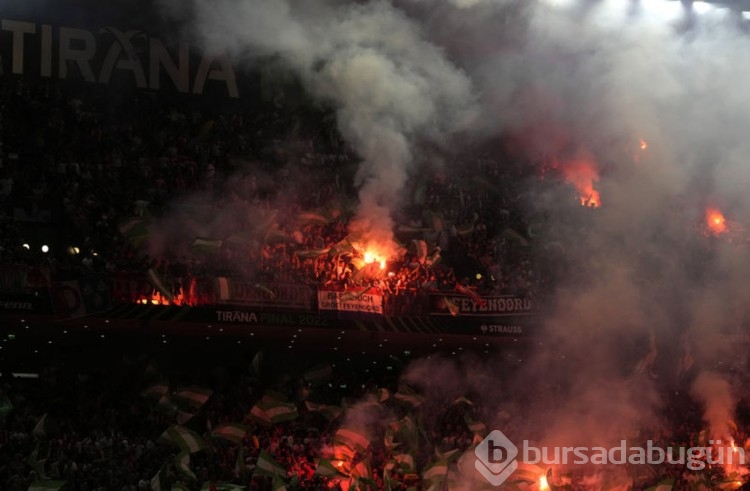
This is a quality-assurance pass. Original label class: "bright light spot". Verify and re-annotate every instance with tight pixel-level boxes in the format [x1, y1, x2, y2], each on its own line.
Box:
[539, 475, 550, 490]
[692, 1, 713, 15]
[41, 245, 49, 253]
[22, 243, 30, 250]
[642, 1, 683, 21]
[706, 208, 728, 236]
[640, 139, 648, 150]
[476, 273, 482, 280]
[743, 11, 750, 21]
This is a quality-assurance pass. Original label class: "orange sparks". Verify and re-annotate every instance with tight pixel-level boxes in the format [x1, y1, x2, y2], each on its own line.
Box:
[706, 208, 728, 236]
[560, 151, 601, 208]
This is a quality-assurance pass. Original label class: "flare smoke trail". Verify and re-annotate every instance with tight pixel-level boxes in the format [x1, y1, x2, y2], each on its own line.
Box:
[157, 0, 476, 254]
[159, 0, 750, 485]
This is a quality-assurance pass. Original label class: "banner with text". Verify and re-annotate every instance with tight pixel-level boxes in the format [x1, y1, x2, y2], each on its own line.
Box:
[215, 278, 314, 310]
[429, 293, 536, 317]
[318, 289, 384, 315]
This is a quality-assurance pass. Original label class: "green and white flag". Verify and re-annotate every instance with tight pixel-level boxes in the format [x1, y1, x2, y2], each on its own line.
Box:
[297, 212, 329, 225]
[254, 450, 287, 478]
[250, 398, 298, 425]
[304, 401, 343, 422]
[26, 442, 47, 480]
[421, 461, 448, 491]
[211, 423, 249, 444]
[333, 428, 371, 454]
[295, 248, 331, 259]
[192, 238, 223, 253]
[174, 451, 196, 481]
[28, 481, 65, 491]
[173, 387, 213, 409]
[159, 425, 208, 454]
[272, 475, 288, 491]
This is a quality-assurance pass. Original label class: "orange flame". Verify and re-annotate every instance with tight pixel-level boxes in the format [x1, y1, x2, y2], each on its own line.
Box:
[560, 151, 601, 207]
[640, 139, 648, 150]
[364, 250, 387, 270]
[706, 208, 728, 236]
[138, 291, 186, 306]
[539, 475, 550, 490]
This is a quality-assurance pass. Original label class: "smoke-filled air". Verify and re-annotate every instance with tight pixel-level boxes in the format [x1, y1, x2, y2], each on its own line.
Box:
[155, 0, 750, 488]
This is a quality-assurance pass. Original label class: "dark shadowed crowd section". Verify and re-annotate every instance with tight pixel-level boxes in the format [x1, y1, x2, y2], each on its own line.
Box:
[0, 73, 593, 310]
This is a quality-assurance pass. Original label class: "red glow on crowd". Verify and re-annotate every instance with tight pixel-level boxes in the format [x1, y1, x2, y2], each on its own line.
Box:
[560, 151, 602, 208]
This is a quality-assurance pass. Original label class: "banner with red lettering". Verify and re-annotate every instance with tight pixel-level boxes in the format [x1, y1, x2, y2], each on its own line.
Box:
[317, 289, 384, 315]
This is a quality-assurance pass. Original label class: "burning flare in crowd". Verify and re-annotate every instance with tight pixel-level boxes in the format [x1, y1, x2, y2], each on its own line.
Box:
[538, 474, 550, 490]
[706, 207, 728, 236]
[560, 150, 602, 207]
[364, 250, 387, 270]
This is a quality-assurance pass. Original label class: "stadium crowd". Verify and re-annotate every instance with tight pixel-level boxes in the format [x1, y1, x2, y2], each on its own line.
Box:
[0, 73, 587, 306]
[0, 342, 747, 491]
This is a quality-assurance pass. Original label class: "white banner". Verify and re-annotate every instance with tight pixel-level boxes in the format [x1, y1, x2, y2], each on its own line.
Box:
[318, 290, 383, 315]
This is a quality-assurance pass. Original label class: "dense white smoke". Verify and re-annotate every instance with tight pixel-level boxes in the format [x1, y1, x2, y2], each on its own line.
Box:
[157, 0, 476, 255]
[157, 0, 750, 486]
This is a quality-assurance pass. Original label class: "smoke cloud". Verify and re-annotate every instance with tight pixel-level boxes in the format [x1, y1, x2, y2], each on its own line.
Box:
[157, 0, 476, 254]
[157, 0, 750, 485]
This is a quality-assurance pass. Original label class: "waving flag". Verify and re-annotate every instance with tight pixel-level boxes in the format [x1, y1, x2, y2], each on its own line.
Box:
[393, 386, 425, 408]
[254, 450, 287, 478]
[32, 414, 48, 438]
[334, 427, 371, 455]
[173, 387, 213, 409]
[250, 398, 299, 425]
[211, 423, 249, 444]
[421, 461, 448, 491]
[304, 401, 343, 422]
[159, 425, 208, 454]
[174, 451, 196, 481]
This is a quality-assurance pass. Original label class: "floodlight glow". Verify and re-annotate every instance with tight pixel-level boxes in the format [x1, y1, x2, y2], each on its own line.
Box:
[691, 1, 713, 15]
[41, 245, 49, 253]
